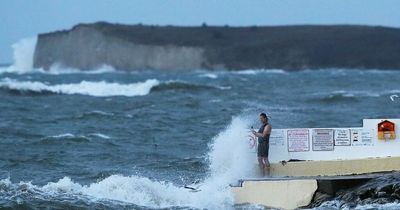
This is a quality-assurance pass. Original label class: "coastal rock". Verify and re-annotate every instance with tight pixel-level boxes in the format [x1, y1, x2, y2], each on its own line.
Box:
[34, 22, 400, 71]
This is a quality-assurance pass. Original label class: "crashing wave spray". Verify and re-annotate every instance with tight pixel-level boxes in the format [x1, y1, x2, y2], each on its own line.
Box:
[0, 116, 257, 209]
[9, 37, 37, 73]
[0, 37, 117, 74]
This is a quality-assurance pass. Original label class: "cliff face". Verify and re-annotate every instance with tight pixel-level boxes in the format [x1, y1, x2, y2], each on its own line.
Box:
[34, 22, 400, 71]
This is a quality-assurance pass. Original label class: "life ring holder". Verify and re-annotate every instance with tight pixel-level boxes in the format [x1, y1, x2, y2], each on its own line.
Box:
[248, 134, 257, 148]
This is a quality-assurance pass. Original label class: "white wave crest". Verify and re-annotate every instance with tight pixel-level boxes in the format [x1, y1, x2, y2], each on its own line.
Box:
[0, 64, 117, 75]
[322, 90, 395, 98]
[199, 73, 218, 79]
[0, 78, 160, 97]
[49, 133, 76, 139]
[1, 116, 256, 209]
[47, 133, 111, 140]
[44, 63, 117, 75]
[84, 110, 114, 116]
[235, 69, 286, 75]
[88, 133, 111, 139]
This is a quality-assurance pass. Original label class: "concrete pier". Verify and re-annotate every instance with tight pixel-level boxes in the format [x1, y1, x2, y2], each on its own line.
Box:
[231, 119, 400, 209]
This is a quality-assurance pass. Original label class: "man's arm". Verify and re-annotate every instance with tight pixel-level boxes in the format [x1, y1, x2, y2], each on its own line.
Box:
[263, 124, 271, 137]
[253, 125, 271, 138]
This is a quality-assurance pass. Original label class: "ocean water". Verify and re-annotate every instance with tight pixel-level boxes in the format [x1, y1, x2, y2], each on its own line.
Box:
[0, 39, 400, 209]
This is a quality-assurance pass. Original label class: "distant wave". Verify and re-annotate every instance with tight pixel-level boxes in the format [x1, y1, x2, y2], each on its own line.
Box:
[234, 69, 287, 75]
[0, 64, 117, 75]
[38, 133, 112, 144]
[0, 78, 160, 97]
[313, 90, 398, 102]
[41, 64, 117, 75]
[0, 78, 232, 97]
[39, 133, 91, 143]
[150, 80, 231, 92]
[80, 110, 115, 118]
[198, 73, 218, 79]
[88, 133, 111, 139]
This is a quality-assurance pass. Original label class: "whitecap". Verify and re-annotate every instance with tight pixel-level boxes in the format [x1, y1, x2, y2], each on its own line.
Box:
[235, 69, 286, 75]
[49, 133, 76, 139]
[88, 133, 111, 139]
[0, 78, 160, 97]
[199, 73, 218, 79]
[85, 110, 114, 116]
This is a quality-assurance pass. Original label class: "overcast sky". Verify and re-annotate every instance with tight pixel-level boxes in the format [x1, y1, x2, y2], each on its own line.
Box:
[1, 0, 400, 63]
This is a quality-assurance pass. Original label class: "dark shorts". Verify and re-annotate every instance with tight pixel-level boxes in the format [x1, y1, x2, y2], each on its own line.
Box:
[257, 141, 269, 157]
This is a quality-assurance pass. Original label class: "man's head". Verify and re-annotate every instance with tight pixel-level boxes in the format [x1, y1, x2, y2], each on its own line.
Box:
[259, 112, 268, 124]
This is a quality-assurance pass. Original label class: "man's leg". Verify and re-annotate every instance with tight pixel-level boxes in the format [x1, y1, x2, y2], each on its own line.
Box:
[258, 157, 265, 176]
[264, 158, 271, 176]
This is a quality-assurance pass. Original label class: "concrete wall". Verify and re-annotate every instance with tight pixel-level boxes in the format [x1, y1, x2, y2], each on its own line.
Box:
[269, 156, 400, 177]
[231, 179, 317, 209]
[265, 119, 400, 163]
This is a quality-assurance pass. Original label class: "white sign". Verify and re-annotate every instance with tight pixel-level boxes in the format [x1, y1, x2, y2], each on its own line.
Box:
[287, 129, 310, 152]
[270, 130, 285, 146]
[334, 129, 351, 146]
[362, 130, 373, 144]
[312, 129, 334, 151]
[351, 129, 373, 146]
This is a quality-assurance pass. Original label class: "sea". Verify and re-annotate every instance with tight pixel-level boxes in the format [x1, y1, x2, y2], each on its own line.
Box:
[0, 38, 400, 210]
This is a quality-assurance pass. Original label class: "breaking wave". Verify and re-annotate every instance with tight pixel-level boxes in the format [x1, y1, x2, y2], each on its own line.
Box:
[0, 116, 256, 209]
[0, 78, 160, 97]
[198, 73, 218, 79]
[0, 78, 232, 97]
[151, 80, 231, 92]
[234, 69, 287, 75]
[0, 64, 117, 75]
[39, 133, 91, 143]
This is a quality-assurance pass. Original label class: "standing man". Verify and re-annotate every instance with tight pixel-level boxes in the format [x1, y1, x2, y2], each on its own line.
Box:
[252, 113, 272, 176]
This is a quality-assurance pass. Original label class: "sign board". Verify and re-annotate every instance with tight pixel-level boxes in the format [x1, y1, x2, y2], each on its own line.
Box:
[351, 129, 373, 146]
[270, 130, 285, 146]
[378, 120, 396, 140]
[287, 129, 310, 152]
[312, 129, 334, 151]
[334, 129, 351, 146]
[362, 130, 373, 145]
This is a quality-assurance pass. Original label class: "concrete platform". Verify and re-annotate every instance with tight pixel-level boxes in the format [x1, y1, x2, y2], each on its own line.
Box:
[231, 179, 317, 209]
[231, 119, 400, 209]
[231, 157, 400, 209]
[269, 156, 400, 177]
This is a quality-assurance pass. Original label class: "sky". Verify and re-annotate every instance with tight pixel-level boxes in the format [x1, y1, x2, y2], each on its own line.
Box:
[1, 0, 400, 63]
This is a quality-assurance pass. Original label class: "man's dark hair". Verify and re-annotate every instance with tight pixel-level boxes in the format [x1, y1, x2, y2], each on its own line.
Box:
[260, 113, 268, 119]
